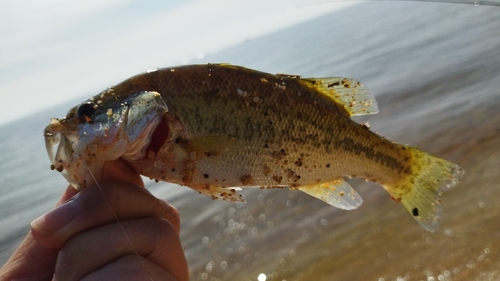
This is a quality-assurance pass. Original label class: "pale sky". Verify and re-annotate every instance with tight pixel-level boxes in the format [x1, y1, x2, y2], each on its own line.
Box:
[0, 0, 352, 125]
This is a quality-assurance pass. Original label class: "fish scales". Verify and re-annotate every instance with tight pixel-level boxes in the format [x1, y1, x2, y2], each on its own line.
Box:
[121, 65, 408, 186]
[44, 64, 463, 231]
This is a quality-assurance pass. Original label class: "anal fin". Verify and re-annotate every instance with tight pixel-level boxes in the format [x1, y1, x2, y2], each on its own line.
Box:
[298, 179, 363, 210]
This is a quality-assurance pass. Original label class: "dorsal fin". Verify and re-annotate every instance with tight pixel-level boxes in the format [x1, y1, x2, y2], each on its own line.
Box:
[301, 77, 379, 116]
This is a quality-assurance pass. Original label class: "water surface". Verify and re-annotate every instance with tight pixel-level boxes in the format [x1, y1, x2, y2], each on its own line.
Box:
[1, 2, 499, 280]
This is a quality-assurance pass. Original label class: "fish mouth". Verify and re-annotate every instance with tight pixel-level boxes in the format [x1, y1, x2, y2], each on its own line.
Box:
[45, 119, 69, 172]
[44, 119, 86, 188]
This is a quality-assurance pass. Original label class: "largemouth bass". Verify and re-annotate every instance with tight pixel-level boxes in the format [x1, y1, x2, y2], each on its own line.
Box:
[44, 64, 463, 231]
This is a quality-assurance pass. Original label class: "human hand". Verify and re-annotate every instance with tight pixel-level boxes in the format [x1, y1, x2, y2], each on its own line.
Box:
[0, 160, 188, 281]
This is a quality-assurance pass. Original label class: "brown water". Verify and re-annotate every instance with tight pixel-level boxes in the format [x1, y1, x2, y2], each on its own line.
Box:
[1, 2, 499, 281]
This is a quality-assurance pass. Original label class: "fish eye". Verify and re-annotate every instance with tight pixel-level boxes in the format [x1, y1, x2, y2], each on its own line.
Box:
[76, 103, 96, 122]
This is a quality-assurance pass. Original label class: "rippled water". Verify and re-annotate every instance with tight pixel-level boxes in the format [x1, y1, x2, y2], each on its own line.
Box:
[1, 2, 499, 280]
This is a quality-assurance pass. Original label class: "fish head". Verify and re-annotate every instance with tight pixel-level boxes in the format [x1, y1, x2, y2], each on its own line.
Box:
[44, 89, 168, 189]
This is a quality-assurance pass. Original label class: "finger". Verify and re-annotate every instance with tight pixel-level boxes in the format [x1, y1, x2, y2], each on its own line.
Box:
[0, 160, 144, 279]
[55, 218, 188, 281]
[31, 180, 180, 248]
[81, 255, 177, 281]
[0, 232, 58, 281]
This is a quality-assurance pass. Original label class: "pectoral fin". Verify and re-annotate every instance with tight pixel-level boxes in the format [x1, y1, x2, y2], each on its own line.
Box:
[298, 179, 363, 210]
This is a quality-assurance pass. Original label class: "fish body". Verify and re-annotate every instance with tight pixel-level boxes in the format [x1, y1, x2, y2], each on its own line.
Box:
[44, 64, 463, 231]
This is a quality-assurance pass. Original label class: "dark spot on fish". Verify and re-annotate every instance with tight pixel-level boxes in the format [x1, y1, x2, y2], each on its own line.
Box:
[175, 138, 181, 144]
[272, 151, 285, 160]
[155, 179, 159, 183]
[171, 168, 176, 172]
[208, 88, 219, 95]
[412, 208, 419, 216]
[294, 158, 303, 167]
[50, 164, 55, 170]
[272, 175, 283, 184]
[264, 144, 269, 148]
[285, 168, 300, 182]
[328, 81, 341, 87]
[240, 174, 254, 185]
[326, 164, 331, 168]
[263, 166, 271, 176]
[56, 166, 63, 172]
[203, 174, 209, 179]
[205, 151, 220, 157]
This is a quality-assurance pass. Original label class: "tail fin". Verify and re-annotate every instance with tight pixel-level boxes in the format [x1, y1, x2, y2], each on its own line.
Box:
[383, 147, 464, 232]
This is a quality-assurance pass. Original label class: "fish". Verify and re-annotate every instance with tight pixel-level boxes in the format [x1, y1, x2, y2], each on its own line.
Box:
[44, 63, 463, 232]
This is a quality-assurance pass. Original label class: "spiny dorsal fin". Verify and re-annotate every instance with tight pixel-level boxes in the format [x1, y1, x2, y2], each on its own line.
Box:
[301, 77, 379, 116]
[298, 178, 363, 210]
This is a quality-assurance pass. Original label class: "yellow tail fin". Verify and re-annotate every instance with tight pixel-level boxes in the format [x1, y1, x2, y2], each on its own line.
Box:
[383, 147, 464, 232]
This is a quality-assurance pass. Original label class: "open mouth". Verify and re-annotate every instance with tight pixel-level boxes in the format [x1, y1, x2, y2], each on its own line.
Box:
[44, 120, 71, 173]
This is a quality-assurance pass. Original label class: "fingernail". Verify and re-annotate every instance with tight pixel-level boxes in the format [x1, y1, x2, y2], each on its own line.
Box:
[31, 199, 81, 236]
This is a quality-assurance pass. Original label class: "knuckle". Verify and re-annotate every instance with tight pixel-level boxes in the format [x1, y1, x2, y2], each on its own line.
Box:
[149, 217, 178, 242]
[159, 201, 180, 223]
[151, 200, 180, 233]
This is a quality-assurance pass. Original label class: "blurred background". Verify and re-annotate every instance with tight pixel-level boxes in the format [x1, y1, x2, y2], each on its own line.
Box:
[1, 1, 499, 280]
